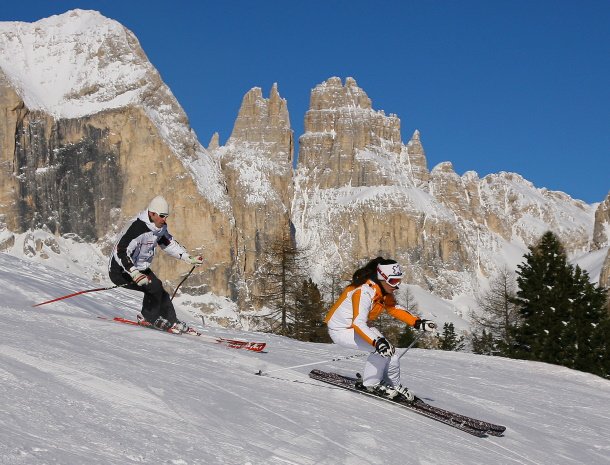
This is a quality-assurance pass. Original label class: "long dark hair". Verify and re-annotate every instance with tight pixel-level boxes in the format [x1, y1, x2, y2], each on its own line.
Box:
[351, 257, 398, 287]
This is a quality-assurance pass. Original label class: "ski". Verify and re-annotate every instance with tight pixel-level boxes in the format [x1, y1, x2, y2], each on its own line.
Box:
[309, 370, 505, 437]
[99, 316, 267, 352]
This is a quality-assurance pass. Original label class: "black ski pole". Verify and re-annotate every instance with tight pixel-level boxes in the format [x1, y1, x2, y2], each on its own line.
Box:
[171, 266, 196, 301]
[397, 331, 425, 361]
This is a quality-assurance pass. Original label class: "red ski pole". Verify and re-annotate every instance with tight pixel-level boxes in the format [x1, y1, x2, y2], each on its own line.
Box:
[33, 283, 128, 307]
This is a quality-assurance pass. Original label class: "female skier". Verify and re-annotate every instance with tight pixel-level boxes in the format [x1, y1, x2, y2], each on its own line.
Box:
[324, 257, 436, 400]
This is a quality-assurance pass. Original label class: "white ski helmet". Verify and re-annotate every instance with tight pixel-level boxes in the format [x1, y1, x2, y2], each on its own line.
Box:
[148, 196, 170, 217]
[377, 262, 404, 288]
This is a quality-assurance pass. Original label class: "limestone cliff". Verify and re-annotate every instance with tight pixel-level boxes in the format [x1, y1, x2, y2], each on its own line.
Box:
[293, 77, 597, 300]
[592, 193, 610, 250]
[211, 84, 294, 303]
[0, 10, 236, 300]
[593, 193, 610, 289]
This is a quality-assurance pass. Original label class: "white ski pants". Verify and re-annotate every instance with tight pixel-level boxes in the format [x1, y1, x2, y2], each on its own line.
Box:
[328, 327, 401, 387]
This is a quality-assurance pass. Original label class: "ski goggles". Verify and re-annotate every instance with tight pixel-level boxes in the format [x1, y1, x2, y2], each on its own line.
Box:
[377, 266, 403, 288]
[157, 213, 169, 218]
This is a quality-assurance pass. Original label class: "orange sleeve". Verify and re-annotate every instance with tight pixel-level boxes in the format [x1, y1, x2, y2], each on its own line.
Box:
[386, 305, 419, 327]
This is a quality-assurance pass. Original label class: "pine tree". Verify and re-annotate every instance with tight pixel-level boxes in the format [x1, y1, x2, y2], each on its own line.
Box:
[293, 279, 330, 343]
[511, 231, 572, 363]
[437, 323, 465, 351]
[512, 231, 609, 377]
[569, 266, 609, 375]
[591, 318, 610, 379]
[471, 329, 496, 355]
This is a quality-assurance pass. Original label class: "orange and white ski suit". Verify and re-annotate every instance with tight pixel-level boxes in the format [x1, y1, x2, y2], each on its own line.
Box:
[324, 279, 419, 387]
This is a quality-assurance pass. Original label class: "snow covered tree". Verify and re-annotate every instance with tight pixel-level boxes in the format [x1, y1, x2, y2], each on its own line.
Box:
[512, 231, 609, 377]
[566, 266, 609, 376]
[511, 231, 572, 363]
[470, 266, 520, 355]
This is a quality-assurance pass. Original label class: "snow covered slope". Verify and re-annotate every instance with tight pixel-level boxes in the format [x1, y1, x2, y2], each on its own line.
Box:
[1, 252, 609, 465]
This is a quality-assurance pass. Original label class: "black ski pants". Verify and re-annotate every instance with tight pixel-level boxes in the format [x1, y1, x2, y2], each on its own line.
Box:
[109, 268, 177, 324]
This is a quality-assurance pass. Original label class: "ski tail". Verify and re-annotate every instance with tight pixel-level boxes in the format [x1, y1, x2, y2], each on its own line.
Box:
[100, 315, 266, 352]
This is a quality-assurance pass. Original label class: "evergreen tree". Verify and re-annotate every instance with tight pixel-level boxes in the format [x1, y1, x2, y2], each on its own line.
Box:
[511, 231, 572, 363]
[591, 317, 610, 379]
[471, 329, 496, 355]
[293, 279, 330, 343]
[437, 323, 465, 351]
[512, 231, 609, 377]
[568, 266, 609, 375]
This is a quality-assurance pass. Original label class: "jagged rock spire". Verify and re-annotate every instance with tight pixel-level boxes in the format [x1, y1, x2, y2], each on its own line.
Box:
[207, 132, 220, 152]
[228, 83, 292, 154]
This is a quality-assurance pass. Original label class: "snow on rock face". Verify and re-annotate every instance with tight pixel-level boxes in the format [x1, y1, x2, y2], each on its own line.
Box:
[0, 9, 149, 118]
[293, 77, 599, 316]
[0, 9, 229, 212]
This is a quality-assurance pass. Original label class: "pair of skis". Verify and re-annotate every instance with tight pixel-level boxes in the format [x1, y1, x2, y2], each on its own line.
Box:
[309, 369, 506, 437]
[100, 316, 267, 352]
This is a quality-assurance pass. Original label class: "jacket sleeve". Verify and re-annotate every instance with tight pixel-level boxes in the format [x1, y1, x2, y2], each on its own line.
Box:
[351, 287, 380, 346]
[115, 221, 144, 271]
[158, 232, 190, 262]
[386, 305, 420, 327]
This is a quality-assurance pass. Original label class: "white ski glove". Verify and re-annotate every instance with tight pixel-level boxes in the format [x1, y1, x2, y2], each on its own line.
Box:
[415, 319, 437, 332]
[129, 268, 150, 286]
[374, 337, 396, 357]
[186, 255, 204, 266]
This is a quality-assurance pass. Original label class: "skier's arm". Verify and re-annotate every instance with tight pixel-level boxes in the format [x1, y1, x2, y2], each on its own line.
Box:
[158, 232, 199, 264]
[386, 305, 420, 327]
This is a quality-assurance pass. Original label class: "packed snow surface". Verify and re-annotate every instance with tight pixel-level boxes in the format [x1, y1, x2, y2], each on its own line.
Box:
[1, 252, 609, 465]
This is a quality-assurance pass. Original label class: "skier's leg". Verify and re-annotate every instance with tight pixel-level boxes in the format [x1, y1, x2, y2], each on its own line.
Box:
[140, 272, 165, 324]
[385, 354, 402, 386]
[159, 290, 178, 323]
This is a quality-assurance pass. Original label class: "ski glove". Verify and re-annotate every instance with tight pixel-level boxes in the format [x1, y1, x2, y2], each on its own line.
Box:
[374, 337, 395, 357]
[129, 268, 150, 287]
[187, 255, 204, 266]
[415, 319, 437, 332]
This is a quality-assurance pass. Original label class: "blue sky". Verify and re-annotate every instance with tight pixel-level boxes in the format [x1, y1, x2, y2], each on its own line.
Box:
[3, 1, 609, 203]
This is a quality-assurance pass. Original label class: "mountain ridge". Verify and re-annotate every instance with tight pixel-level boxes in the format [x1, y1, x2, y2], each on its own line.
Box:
[0, 10, 608, 329]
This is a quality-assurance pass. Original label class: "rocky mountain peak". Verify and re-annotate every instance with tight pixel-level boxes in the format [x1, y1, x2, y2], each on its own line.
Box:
[299, 77, 402, 188]
[404, 129, 429, 186]
[593, 192, 610, 250]
[208, 132, 220, 151]
[228, 84, 292, 160]
[308, 76, 372, 110]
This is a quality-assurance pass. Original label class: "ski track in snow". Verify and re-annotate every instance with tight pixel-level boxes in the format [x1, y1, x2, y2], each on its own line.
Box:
[1, 252, 610, 464]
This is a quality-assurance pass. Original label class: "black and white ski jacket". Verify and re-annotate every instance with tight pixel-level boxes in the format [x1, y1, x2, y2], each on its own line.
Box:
[110, 209, 190, 274]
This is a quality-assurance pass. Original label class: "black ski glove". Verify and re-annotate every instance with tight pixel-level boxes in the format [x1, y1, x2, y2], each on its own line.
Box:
[415, 319, 437, 332]
[374, 337, 395, 357]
